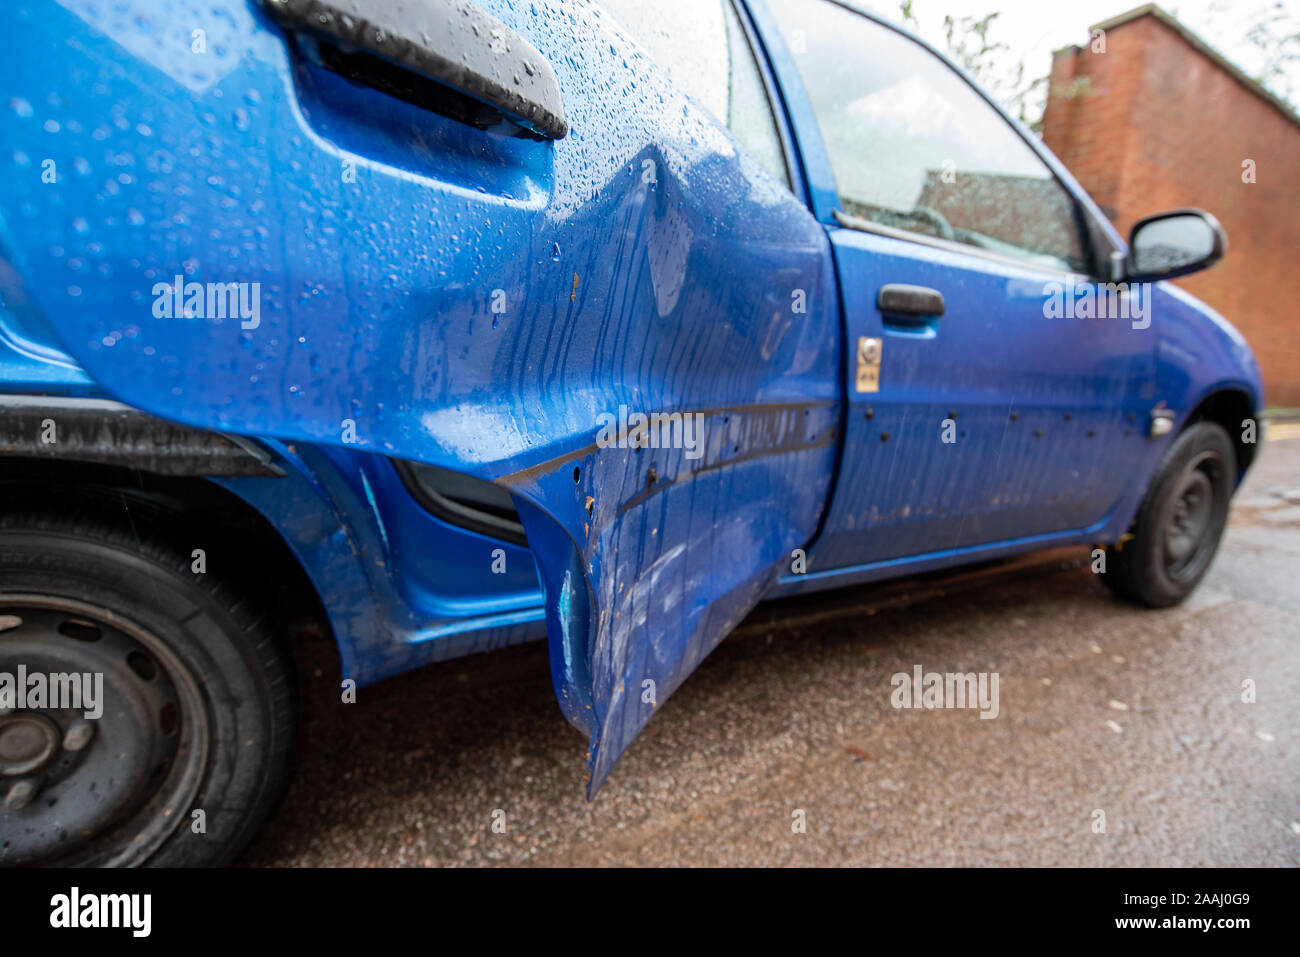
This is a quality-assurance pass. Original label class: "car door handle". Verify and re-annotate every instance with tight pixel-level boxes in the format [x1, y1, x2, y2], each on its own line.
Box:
[256, 0, 568, 139]
[877, 284, 945, 320]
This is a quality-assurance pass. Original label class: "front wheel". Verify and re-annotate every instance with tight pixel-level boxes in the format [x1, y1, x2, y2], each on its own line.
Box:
[1102, 421, 1236, 608]
[0, 511, 297, 866]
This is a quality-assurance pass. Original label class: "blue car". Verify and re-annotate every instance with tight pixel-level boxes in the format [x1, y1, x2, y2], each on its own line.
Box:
[0, 0, 1262, 865]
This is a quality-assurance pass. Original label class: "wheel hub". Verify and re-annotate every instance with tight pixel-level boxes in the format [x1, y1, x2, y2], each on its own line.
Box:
[0, 713, 60, 776]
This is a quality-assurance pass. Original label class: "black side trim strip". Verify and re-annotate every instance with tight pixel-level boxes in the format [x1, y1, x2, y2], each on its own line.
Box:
[0, 396, 284, 478]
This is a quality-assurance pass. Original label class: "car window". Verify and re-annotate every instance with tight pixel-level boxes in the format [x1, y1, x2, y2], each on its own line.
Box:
[598, 0, 791, 188]
[769, 0, 1087, 272]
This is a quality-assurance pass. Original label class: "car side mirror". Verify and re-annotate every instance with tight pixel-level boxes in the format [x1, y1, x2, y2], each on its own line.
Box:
[1125, 209, 1227, 282]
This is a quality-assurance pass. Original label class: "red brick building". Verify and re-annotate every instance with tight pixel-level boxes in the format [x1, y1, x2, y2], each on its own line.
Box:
[1042, 3, 1300, 407]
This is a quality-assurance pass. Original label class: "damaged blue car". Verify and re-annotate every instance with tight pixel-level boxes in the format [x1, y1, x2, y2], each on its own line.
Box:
[0, 0, 1262, 865]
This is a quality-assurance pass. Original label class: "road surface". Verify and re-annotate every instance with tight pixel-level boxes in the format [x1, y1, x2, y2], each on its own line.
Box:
[243, 434, 1300, 866]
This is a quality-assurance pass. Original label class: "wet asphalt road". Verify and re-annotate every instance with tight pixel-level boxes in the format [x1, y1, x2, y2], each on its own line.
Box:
[242, 435, 1300, 867]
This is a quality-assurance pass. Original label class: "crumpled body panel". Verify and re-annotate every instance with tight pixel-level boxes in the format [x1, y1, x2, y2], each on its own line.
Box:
[1, 0, 842, 791]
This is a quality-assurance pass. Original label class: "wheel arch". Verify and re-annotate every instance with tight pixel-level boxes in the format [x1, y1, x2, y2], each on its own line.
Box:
[0, 457, 334, 654]
[1183, 387, 1259, 484]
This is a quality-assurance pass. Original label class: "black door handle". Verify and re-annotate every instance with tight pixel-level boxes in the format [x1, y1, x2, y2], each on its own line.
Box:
[877, 284, 945, 319]
[257, 0, 568, 139]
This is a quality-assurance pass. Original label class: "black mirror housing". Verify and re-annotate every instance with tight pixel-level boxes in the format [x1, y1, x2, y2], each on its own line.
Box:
[1125, 208, 1227, 283]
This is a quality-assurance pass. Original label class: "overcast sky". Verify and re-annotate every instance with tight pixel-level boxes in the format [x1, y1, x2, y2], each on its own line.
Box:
[859, 0, 1300, 117]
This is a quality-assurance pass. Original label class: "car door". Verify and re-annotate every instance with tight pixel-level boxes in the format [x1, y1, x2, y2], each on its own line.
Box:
[0, 0, 840, 792]
[759, 0, 1155, 573]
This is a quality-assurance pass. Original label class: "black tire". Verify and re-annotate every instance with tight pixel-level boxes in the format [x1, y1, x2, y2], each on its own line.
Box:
[0, 510, 296, 866]
[1102, 421, 1236, 608]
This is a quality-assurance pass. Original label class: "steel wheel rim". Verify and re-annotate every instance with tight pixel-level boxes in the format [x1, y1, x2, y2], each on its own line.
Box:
[1158, 450, 1225, 584]
[0, 595, 210, 866]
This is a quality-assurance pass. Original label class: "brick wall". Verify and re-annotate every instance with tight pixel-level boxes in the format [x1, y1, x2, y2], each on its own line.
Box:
[1042, 7, 1300, 407]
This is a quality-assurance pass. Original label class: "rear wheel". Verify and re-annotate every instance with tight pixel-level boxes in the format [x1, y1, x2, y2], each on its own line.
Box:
[1102, 421, 1236, 608]
[0, 512, 296, 866]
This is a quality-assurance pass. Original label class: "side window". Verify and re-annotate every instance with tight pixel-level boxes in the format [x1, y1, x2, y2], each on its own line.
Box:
[770, 0, 1087, 272]
[598, 0, 791, 188]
